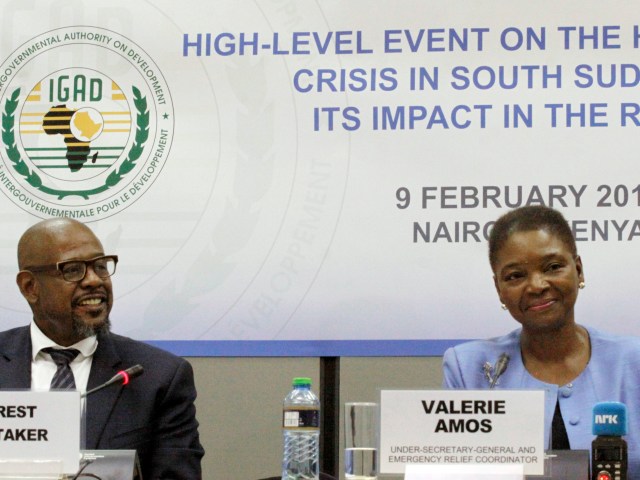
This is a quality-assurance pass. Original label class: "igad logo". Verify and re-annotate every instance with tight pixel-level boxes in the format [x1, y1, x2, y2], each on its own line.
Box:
[0, 27, 173, 220]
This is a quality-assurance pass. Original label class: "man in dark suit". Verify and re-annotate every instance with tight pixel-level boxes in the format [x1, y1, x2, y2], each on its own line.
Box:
[0, 218, 204, 479]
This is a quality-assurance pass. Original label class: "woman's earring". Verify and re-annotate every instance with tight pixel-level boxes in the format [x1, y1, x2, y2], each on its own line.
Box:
[501, 303, 507, 310]
[578, 281, 585, 289]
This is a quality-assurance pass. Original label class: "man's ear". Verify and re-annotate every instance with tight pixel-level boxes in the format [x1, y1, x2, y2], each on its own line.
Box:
[16, 271, 38, 304]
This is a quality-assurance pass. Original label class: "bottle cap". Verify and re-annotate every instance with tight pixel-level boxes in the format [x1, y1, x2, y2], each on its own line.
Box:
[292, 377, 312, 387]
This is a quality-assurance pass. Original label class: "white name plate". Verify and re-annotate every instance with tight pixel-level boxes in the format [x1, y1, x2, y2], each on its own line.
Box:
[380, 389, 544, 476]
[0, 390, 80, 474]
[405, 464, 524, 479]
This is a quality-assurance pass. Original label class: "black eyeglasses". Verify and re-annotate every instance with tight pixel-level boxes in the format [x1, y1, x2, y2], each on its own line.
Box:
[23, 255, 118, 282]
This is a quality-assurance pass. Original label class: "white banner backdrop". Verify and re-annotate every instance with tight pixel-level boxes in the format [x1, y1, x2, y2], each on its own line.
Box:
[0, 0, 638, 355]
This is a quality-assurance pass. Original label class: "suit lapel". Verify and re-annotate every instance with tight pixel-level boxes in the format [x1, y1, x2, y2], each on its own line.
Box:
[84, 331, 123, 449]
[0, 327, 32, 389]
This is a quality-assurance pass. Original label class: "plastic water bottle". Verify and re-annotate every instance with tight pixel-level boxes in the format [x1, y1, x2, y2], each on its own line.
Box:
[282, 377, 320, 480]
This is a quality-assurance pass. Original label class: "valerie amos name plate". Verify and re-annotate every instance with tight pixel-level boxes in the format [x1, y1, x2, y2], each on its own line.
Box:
[379, 390, 544, 476]
[0, 390, 80, 474]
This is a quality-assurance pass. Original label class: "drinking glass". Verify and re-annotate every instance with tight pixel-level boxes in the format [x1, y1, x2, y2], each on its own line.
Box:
[344, 402, 378, 480]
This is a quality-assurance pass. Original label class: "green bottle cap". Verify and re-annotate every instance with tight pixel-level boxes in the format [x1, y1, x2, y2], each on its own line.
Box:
[292, 377, 312, 387]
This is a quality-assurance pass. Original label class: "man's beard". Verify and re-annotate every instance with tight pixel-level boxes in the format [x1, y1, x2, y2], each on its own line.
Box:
[72, 315, 111, 339]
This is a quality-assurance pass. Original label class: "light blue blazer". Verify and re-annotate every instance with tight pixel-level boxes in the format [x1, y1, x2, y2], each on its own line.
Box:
[442, 326, 640, 477]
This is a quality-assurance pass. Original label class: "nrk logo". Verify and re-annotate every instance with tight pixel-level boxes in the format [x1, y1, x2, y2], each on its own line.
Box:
[0, 27, 174, 220]
[595, 414, 619, 424]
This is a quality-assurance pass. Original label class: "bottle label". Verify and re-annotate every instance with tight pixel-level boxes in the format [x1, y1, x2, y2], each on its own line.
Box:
[283, 408, 320, 429]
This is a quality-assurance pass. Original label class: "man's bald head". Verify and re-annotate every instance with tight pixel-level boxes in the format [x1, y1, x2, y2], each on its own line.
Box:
[18, 218, 102, 270]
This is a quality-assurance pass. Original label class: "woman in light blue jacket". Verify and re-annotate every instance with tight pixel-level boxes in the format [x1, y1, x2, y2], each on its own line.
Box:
[443, 205, 640, 477]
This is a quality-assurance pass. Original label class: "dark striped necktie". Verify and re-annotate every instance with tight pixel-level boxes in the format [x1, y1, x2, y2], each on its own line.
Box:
[42, 347, 80, 390]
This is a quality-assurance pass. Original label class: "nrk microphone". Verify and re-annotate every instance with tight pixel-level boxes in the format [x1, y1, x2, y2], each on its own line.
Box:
[489, 353, 510, 389]
[81, 364, 144, 398]
[591, 401, 627, 480]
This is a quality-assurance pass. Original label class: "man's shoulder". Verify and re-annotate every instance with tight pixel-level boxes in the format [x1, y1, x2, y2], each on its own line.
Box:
[101, 331, 188, 368]
[0, 325, 29, 336]
[0, 326, 29, 343]
[0, 326, 30, 359]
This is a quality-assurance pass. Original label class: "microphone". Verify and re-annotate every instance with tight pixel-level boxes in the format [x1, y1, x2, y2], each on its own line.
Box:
[81, 365, 144, 398]
[489, 353, 510, 389]
[591, 402, 627, 480]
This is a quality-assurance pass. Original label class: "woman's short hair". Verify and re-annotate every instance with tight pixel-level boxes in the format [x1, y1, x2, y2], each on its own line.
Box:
[488, 205, 577, 269]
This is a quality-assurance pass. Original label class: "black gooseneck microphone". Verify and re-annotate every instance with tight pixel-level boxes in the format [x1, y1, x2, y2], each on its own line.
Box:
[81, 364, 144, 398]
[489, 353, 510, 389]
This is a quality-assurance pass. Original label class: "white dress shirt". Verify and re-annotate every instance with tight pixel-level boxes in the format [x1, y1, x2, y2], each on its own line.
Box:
[30, 320, 97, 394]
